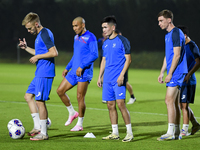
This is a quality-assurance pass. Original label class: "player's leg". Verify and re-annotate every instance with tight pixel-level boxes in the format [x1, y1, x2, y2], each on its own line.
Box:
[126, 82, 136, 104]
[57, 75, 78, 126]
[102, 100, 120, 140]
[70, 81, 89, 131]
[174, 89, 181, 138]
[157, 86, 179, 141]
[25, 78, 41, 136]
[189, 107, 200, 135]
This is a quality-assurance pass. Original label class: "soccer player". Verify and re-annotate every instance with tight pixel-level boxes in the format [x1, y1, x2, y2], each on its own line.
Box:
[97, 16, 134, 142]
[177, 25, 200, 137]
[56, 17, 98, 131]
[18, 12, 58, 140]
[157, 10, 188, 141]
[115, 29, 136, 104]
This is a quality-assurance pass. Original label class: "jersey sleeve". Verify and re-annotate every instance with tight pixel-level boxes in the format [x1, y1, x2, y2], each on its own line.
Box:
[118, 35, 131, 54]
[172, 28, 181, 47]
[189, 41, 200, 59]
[41, 29, 55, 49]
[79, 35, 98, 69]
[65, 55, 74, 71]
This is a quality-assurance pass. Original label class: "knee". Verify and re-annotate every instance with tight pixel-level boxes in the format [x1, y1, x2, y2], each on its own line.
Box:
[77, 93, 84, 102]
[24, 94, 32, 103]
[56, 87, 64, 96]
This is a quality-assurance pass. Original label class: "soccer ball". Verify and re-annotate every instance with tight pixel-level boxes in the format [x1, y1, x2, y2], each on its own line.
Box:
[7, 119, 23, 130]
[9, 124, 25, 139]
[47, 118, 51, 129]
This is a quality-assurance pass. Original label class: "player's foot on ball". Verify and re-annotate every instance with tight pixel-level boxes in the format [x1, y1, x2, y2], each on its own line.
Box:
[122, 133, 134, 142]
[102, 133, 120, 140]
[27, 129, 41, 136]
[65, 111, 79, 126]
[70, 125, 83, 131]
[191, 124, 200, 135]
[157, 133, 175, 141]
[30, 133, 49, 141]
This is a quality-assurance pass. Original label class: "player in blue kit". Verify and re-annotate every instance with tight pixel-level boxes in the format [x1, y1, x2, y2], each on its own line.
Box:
[177, 25, 200, 137]
[157, 10, 188, 141]
[57, 17, 98, 131]
[97, 16, 133, 142]
[18, 12, 58, 140]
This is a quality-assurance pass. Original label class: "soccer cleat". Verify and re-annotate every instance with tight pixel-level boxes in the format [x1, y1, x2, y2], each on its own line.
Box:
[191, 124, 200, 135]
[30, 133, 49, 141]
[70, 125, 83, 131]
[157, 133, 175, 141]
[127, 98, 136, 104]
[102, 133, 120, 140]
[180, 129, 190, 137]
[65, 111, 79, 126]
[122, 133, 134, 142]
[27, 129, 41, 136]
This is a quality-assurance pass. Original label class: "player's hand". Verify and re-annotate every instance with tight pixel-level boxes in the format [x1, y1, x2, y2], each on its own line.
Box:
[29, 55, 39, 64]
[76, 67, 83, 77]
[158, 74, 164, 84]
[18, 38, 27, 49]
[183, 74, 190, 83]
[62, 69, 68, 78]
[165, 74, 172, 83]
[117, 75, 124, 86]
[97, 77, 102, 88]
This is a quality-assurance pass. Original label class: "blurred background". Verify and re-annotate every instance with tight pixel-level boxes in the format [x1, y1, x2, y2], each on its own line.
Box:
[0, 0, 200, 69]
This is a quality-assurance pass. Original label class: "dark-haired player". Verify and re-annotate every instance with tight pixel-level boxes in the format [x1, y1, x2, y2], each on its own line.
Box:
[177, 25, 200, 137]
[97, 16, 133, 142]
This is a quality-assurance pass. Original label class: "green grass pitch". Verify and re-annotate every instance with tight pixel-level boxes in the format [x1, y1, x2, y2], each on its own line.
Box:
[0, 63, 200, 150]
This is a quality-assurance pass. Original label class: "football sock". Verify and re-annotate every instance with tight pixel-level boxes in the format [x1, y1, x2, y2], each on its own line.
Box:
[131, 94, 135, 99]
[66, 104, 76, 116]
[167, 123, 174, 135]
[76, 117, 84, 127]
[182, 124, 189, 132]
[174, 124, 180, 135]
[31, 113, 40, 129]
[191, 119, 199, 126]
[126, 123, 133, 135]
[112, 124, 119, 135]
[40, 119, 47, 136]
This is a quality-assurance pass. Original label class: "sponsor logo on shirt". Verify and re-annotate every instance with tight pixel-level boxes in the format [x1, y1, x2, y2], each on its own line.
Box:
[113, 43, 116, 48]
[105, 44, 108, 48]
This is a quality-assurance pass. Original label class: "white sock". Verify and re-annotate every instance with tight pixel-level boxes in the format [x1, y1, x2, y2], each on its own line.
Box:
[126, 124, 133, 135]
[174, 124, 180, 135]
[76, 117, 84, 127]
[31, 113, 40, 129]
[167, 123, 174, 135]
[66, 104, 75, 116]
[182, 124, 189, 132]
[40, 119, 47, 136]
[112, 124, 119, 135]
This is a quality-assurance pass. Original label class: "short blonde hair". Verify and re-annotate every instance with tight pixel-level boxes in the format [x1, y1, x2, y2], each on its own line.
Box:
[22, 12, 40, 26]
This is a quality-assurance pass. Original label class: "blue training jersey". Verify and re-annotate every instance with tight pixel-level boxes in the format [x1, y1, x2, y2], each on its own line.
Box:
[183, 40, 200, 85]
[103, 35, 131, 84]
[65, 30, 98, 80]
[165, 27, 188, 75]
[35, 28, 55, 77]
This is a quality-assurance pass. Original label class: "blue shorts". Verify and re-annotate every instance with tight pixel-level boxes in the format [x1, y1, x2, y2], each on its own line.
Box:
[65, 71, 91, 86]
[166, 73, 186, 89]
[102, 82, 126, 101]
[180, 84, 196, 103]
[26, 77, 54, 101]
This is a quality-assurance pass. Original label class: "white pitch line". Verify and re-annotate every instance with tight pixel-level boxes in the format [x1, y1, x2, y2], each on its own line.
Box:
[1, 100, 200, 119]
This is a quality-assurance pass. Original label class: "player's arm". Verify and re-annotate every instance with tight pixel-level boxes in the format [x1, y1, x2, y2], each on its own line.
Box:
[117, 54, 131, 86]
[97, 56, 106, 87]
[158, 56, 166, 84]
[165, 46, 181, 83]
[18, 38, 35, 55]
[77, 39, 98, 77]
[29, 46, 58, 64]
